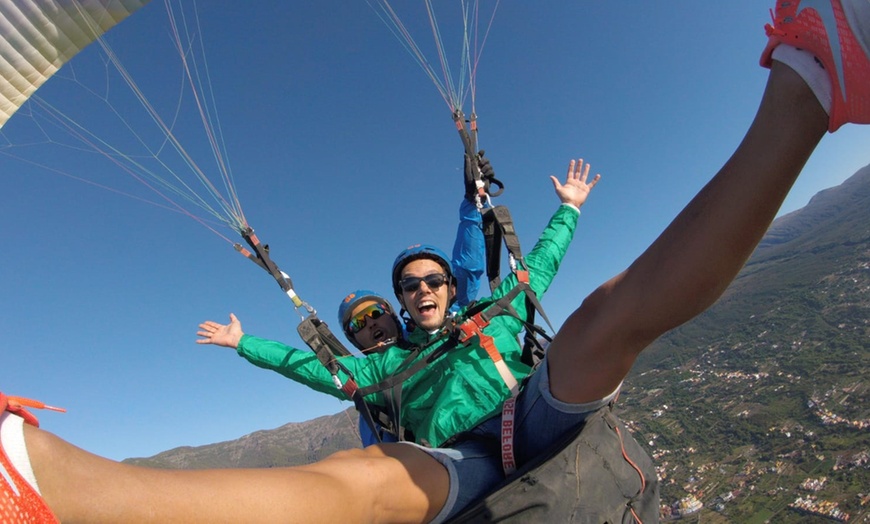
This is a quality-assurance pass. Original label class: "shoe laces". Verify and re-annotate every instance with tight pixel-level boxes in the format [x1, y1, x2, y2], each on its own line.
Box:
[765, 7, 789, 38]
[1, 393, 66, 428]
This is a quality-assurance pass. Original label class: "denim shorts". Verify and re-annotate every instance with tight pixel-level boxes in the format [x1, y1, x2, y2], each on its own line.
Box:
[403, 357, 618, 523]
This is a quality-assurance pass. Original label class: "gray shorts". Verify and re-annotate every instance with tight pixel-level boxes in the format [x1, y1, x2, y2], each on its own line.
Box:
[403, 357, 617, 523]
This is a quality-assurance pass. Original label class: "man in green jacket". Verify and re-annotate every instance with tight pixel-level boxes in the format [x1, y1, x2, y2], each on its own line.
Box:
[196, 159, 599, 449]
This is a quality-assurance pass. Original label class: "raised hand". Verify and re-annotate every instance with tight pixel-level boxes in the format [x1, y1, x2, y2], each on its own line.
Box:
[550, 158, 601, 209]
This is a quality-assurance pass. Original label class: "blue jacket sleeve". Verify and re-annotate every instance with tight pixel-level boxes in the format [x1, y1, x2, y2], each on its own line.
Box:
[451, 199, 485, 311]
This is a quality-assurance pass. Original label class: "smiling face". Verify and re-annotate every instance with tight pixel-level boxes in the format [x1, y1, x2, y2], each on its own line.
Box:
[397, 258, 455, 332]
[347, 300, 400, 353]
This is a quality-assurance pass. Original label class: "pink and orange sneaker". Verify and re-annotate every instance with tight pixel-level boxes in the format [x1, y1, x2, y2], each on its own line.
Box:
[761, 0, 870, 131]
[1, 392, 62, 523]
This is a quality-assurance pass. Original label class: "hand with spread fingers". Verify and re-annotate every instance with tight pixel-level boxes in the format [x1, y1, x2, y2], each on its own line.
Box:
[550, 158, 601, 209]
[197, 313, 244, 349]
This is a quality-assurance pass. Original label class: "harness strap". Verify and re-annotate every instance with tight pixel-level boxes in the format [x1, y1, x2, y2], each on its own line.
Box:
[501, 396, 518, 475]
[457, 312, 518, 394]
[235, 228, 308, 309]
[354, 333, 462, 444]
[481, 206, 524, 291]
[297, 316, 353, 369]
[380, 386, 402, 440]
[356, 333, 459, 397]
[339, 377, 386, 443]
[480, 207, 557, 367]
[452, 273, 557, 394]
[521, 324, 551, 367]
[454, 296, 530, 476]
[474, 277, 551, 336]
[481, 208, 504, 291]
[453, 111, 486, 209]
[515, 270, 556, 334]
[453, 276, 554, 475]
[298, 316, 386, 443]
[350, 279, 551, 446]
[298, 317, 338, 374]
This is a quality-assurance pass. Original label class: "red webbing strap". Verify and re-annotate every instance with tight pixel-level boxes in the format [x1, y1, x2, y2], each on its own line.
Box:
[456, 277, 528, 476]
[340, 378, 387, 444]
[340, 378, 359, 399]
[501, 395, 518, 476]
[457, 313, 518, 394]
[477, 332, 503, 365]
[456, 312, 487, 344]
[297, 316, 388, 441]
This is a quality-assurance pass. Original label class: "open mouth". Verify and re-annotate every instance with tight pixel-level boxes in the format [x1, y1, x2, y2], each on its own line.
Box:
[372, 328, 385, 341]
[416, 300, 436, 316]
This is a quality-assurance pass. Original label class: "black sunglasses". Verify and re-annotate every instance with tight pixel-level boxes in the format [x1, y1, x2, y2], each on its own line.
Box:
[399, 273, 449, 293]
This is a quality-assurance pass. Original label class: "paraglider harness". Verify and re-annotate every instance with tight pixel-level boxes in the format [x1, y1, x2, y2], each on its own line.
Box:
[446, 395, 660, 524]
[454, 110, 551, 371]
[327, 203, 555, 455]
[234, 138, 552, 462]
[344, 116, 559, 460]
[236, 133, 658, 522]
[234, 229, 386, 436]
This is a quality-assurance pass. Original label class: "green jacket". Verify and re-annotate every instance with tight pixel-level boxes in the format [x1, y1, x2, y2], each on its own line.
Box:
[237, 204, 579, 447]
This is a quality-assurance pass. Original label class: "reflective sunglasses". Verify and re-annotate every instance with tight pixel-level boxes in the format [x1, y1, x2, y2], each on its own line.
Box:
[399, 273, 449, 293]
[348, 303, 389, 334]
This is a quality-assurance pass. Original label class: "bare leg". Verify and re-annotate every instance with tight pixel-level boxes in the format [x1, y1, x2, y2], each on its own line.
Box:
[548, 61, 829, 404]
[25, 423, 448, 523]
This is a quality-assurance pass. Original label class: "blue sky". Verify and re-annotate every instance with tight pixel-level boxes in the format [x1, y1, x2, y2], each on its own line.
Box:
[2, 1, 868, 461]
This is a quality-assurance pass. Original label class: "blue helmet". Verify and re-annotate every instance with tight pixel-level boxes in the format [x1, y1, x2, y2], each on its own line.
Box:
[337, 289, 397, 349]
[391, 244, 453, 297]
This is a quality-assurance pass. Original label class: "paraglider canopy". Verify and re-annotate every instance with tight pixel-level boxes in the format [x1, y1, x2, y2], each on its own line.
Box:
[0, 0, 151, 129]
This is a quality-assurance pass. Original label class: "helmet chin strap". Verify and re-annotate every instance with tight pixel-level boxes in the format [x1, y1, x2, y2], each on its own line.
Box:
[399, 312, 417, 333]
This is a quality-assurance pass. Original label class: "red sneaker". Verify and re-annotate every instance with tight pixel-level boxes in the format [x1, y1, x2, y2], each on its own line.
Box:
[1, 392, 62, 523]
[761, 0, 870, 131]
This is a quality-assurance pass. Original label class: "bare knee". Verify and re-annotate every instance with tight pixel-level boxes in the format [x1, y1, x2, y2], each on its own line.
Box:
[310, 443, 449, 523]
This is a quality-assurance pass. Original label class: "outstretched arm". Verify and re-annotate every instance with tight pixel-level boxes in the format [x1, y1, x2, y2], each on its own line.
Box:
[197, 315, 385, 400]
[487, 159, 601, 330]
